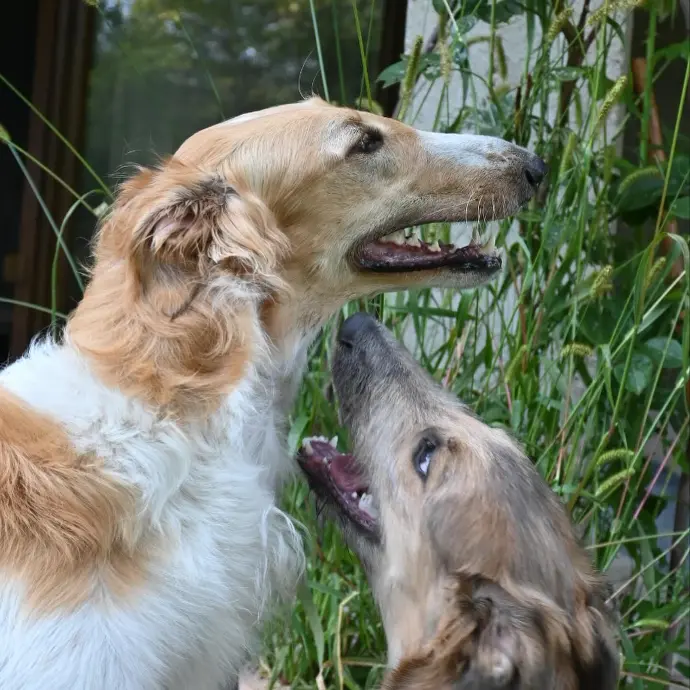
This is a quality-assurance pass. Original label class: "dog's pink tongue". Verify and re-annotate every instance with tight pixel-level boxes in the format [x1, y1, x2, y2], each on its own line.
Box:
[330, 454, 368, 493]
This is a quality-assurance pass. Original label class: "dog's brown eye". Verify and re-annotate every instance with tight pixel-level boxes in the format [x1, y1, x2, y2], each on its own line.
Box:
[353, 130, 383, 155]
[413, 438, 436, 480]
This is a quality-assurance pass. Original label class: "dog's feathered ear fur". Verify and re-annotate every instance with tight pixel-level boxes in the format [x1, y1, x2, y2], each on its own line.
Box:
[113, 158, 288, 292]
[572, 583, 620, 690]
[383, 572, 619, 690]
[69, 158, 290, 413]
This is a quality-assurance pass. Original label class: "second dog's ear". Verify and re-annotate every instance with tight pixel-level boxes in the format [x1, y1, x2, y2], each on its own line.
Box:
[575, 626, 619, 690]
[452, 577, 539, 690]
[573, 589, 620, 690]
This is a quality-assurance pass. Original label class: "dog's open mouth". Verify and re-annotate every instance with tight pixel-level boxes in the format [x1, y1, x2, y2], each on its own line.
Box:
[356, 224, 501, 273]
[297, 436, 378, 537]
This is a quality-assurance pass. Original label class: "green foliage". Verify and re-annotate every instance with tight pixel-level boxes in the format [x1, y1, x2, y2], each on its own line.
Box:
[268, 1, 690, 688]
[82, 0, 383, 179]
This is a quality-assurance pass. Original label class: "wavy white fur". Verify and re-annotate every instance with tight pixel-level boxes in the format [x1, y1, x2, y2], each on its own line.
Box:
[0, 337, 306, 690]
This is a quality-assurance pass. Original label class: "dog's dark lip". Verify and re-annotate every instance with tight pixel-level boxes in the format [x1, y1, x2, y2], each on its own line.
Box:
[348, 196, 537, 275]
[356, 240, 502, 273]
[296, 437, 379, 539]
[350, 222, 502, 275]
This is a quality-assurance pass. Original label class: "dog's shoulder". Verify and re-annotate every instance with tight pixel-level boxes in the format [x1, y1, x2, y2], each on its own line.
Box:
[0, 340, 304, 689]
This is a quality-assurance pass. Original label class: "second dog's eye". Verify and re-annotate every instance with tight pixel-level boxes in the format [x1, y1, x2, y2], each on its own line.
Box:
[352, 130, 383, 155]
[413, 438, 436, 480]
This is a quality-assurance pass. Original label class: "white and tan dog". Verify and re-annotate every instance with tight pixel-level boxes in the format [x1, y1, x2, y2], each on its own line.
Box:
[0, 97, 546, 690]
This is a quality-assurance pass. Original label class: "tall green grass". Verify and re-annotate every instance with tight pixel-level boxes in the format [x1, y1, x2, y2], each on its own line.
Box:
[1, 1, 688, 688]
[266, 2, 690, 688]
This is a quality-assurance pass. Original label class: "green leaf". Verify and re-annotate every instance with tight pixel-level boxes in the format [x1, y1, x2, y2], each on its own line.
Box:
[377, 60, 405, 88]
[638, 303, 671, 334]
[654, 39, 690, 64]
[591, 62, 615, 101]
[453, 15, 478, 36]
[377, 53, 443, 88]
[665, 155, 689, 199]
[543, 222, 566, 252]
[641, 337, 684, 368]
[287, 413, 310, 456]
[613, 352, 654, 395]
[630, 618, 670, 631]
[476, 0, 524, 24]
[669, 196, 690, 219]
[616, 170, 664, 212]
[298, 581, 325, 669]
[510, 398, 524, 432]
[580, 307, 618, 345]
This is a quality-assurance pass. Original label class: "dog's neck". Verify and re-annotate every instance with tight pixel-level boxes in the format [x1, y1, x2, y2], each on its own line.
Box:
[67, 257, 326, 420]
[376, 571, 451, 670]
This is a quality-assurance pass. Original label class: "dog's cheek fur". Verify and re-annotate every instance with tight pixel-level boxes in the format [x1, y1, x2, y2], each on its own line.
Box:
[0, 387, 142, 614]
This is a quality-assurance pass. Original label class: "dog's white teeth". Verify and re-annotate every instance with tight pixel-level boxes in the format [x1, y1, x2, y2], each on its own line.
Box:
[329, 436, 338, 448]
[429, 240, 441, 253]
[479, 234, 496, 254]
[351, 492, 358, 499]
[388, 230, 406, 246]
[322, 457, 330, 465]
[471, 225, 480, 245]
[302, 439, 313, 455]
[405, 230, 421, 248]
[358, 493, 378, 519]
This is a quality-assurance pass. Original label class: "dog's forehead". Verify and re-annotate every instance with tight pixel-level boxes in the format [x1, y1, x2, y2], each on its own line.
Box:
[221, 99, 321, 126]
[175, 98, 358, 161]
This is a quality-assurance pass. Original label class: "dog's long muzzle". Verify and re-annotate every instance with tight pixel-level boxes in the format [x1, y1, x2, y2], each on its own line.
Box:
[331, 312, 429, 431]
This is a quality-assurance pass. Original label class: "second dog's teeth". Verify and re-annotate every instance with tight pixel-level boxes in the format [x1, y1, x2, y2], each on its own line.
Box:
[351, 492, 358, 499]
[429, 240, 441, 253]
[302, 439, 313, 455]
[358, 493, 378, 519]
[405, 230, 421, 248]
[329, 436, 338, 448]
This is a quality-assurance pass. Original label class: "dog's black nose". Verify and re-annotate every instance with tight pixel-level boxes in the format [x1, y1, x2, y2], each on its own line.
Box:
[338, 312, 377, 347]
[524, 156, 548, 189]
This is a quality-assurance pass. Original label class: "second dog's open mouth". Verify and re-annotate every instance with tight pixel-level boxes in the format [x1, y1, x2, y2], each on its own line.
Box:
[297, 437, 378, 537]
[355, 225, 501, 273]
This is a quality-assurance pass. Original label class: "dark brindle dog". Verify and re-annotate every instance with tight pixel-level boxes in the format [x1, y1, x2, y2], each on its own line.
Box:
[299, 312, 619, 689]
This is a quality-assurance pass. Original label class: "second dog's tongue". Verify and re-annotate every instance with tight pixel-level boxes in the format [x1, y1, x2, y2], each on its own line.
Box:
[330, 454, 368, 493]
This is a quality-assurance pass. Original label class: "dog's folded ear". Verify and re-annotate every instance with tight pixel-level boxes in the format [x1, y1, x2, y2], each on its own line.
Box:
[451, 575, 550, 690]
[115, 159, 288, 290]
[383, 572, 619, 690]
[452, 573, 619, 690]
[572, 583, 620, 690]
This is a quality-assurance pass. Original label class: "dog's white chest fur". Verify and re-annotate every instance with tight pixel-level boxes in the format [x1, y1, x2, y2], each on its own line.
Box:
[0, 342, 304, 690]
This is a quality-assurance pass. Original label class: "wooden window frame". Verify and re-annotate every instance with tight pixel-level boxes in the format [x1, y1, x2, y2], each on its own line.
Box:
[9, 0, 95, 358]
